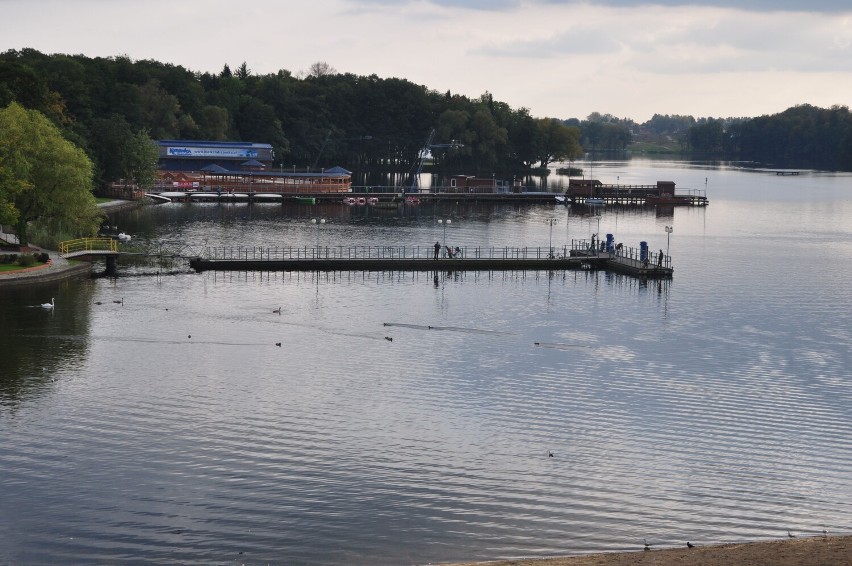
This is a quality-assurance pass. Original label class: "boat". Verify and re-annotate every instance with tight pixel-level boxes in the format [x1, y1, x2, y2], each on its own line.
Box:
[294, 196, 316, 205]
[554, 195, 572, 205]
[585, 198, 605, 205]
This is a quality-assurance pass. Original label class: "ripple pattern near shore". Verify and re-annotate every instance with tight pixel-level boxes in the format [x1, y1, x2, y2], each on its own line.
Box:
[2, 266, 850, 565]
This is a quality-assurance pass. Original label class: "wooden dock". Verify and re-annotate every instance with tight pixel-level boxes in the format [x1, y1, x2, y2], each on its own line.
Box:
[146, 190, 560, 205]
[188, 244, 673, 279]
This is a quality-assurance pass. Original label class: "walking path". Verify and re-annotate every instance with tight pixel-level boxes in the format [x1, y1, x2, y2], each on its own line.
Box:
[0, 246, 91, 287]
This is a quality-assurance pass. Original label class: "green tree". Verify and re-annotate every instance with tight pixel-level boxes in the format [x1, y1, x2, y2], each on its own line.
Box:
[125, 129, 159, 190]
[0, 102, 100, 245]
[0, 161, 28, 228]
[535, 118, 582, 168]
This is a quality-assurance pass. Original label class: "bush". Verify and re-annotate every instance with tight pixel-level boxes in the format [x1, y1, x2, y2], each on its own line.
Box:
[16, 254, 37, 267]
[38, 252, 50, 263]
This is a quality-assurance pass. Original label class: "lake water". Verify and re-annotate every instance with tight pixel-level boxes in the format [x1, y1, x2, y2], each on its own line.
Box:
[1, 159, 851, 564]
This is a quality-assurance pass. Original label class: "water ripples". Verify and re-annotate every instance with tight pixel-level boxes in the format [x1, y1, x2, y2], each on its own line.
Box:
[3, 185, 852, 563]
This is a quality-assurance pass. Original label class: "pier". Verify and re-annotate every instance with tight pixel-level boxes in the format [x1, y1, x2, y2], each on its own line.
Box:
[188, 242, 673, 279]
[566, 180, 708, 206]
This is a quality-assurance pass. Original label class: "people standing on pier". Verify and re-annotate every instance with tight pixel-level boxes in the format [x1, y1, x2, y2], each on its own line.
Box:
[658, 249, 664, 268]
[434, 241, 441, 260]
[446, 245, 454, 258]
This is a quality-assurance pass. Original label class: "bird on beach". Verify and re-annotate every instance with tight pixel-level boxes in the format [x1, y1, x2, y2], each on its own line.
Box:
[548, 451, 554, 457]
[687, 542, 695, 548]
[644, 539, 651, 551]
[113, 298, 123, 304]
[275, 342, 281, 347]
[272, 306, 282, 314]
[94, 301, 103, 305]
[384, 336, 393, 341]
[788, 530, 796, 538]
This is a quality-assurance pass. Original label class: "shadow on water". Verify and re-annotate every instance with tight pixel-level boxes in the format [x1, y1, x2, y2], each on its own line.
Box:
[0, 280, 95, 409]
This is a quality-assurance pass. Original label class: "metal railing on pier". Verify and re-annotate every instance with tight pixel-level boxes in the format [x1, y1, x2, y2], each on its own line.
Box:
[203, 245, 575, 261]
[570, 239, 670, 268]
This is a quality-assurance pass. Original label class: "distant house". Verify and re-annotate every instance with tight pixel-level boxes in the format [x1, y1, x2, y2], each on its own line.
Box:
[445, 175, 518, 193]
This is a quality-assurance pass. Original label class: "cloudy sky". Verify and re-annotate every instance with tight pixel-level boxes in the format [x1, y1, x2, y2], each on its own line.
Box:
[2, 0, 851, 122]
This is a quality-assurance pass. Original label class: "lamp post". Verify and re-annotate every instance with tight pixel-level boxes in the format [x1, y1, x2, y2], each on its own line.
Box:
[312, 217, 326, 257]
[437, 218, 452, 256]
[546, 217, 557, 258]
[665, 225, 673, 258]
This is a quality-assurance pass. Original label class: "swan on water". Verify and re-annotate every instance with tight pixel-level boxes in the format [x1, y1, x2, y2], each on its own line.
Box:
[40, 298, 55, 309]
[117, 232, 131, 241]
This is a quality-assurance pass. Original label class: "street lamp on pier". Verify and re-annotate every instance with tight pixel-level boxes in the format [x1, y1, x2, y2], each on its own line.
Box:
[312, 217, 326, 257]
[665, 225, 673, 258]
[546, 217, 557, 258]
[437, 218, 452, 256]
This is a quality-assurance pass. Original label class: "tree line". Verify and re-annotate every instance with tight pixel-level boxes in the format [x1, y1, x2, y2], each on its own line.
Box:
[2, 49, 851, 246]
[686, 105, 852, 169]
[0, 49, 585, 189]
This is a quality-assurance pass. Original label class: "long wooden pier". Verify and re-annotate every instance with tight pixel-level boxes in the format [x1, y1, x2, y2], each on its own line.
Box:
[188, 243, 673, 279]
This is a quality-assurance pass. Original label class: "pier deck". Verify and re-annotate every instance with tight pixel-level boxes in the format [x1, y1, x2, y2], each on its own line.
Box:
[188, 244, 673, 279]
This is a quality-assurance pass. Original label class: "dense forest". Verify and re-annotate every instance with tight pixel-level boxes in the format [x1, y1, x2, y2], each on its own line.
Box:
[0, 49, 584, 188]
[2, 48, 852, 192]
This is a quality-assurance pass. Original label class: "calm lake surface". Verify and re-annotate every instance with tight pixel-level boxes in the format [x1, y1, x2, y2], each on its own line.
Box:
[1, 159, 851, 564]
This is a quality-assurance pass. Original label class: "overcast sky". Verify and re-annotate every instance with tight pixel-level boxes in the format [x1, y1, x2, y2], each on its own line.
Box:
[2, 0, 851, 122]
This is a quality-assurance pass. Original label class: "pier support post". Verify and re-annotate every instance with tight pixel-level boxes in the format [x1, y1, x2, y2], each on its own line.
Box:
[105, 255, 117, 276]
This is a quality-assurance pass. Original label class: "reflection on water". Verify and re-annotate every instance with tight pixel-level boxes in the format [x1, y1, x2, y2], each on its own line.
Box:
[1, 161, 851, 564]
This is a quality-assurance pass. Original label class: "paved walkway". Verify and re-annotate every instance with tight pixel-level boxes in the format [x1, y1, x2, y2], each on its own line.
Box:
[0, 247, 92, 287]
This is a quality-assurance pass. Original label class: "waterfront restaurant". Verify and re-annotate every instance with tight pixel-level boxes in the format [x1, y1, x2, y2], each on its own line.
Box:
[154, 140, 352, 194]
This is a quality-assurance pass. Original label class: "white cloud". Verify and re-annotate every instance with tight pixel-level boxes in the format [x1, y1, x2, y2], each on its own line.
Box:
[1, 0, 850, 122]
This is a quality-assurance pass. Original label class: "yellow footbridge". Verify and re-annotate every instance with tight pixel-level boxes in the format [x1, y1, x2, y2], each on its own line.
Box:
[59, 238, 119, 259]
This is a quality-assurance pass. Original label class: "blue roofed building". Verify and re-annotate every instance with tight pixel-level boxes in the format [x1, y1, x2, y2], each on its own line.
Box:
[157, 140, 275, 172]
[153, 140, 352, 194]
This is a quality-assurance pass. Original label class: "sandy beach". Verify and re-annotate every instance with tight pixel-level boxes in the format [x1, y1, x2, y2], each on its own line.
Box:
[449, 535, 851, 566]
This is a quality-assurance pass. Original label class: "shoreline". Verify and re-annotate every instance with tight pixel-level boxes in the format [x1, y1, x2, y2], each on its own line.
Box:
[446, 535, 851, 566]
[0, 199, 142, 287]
